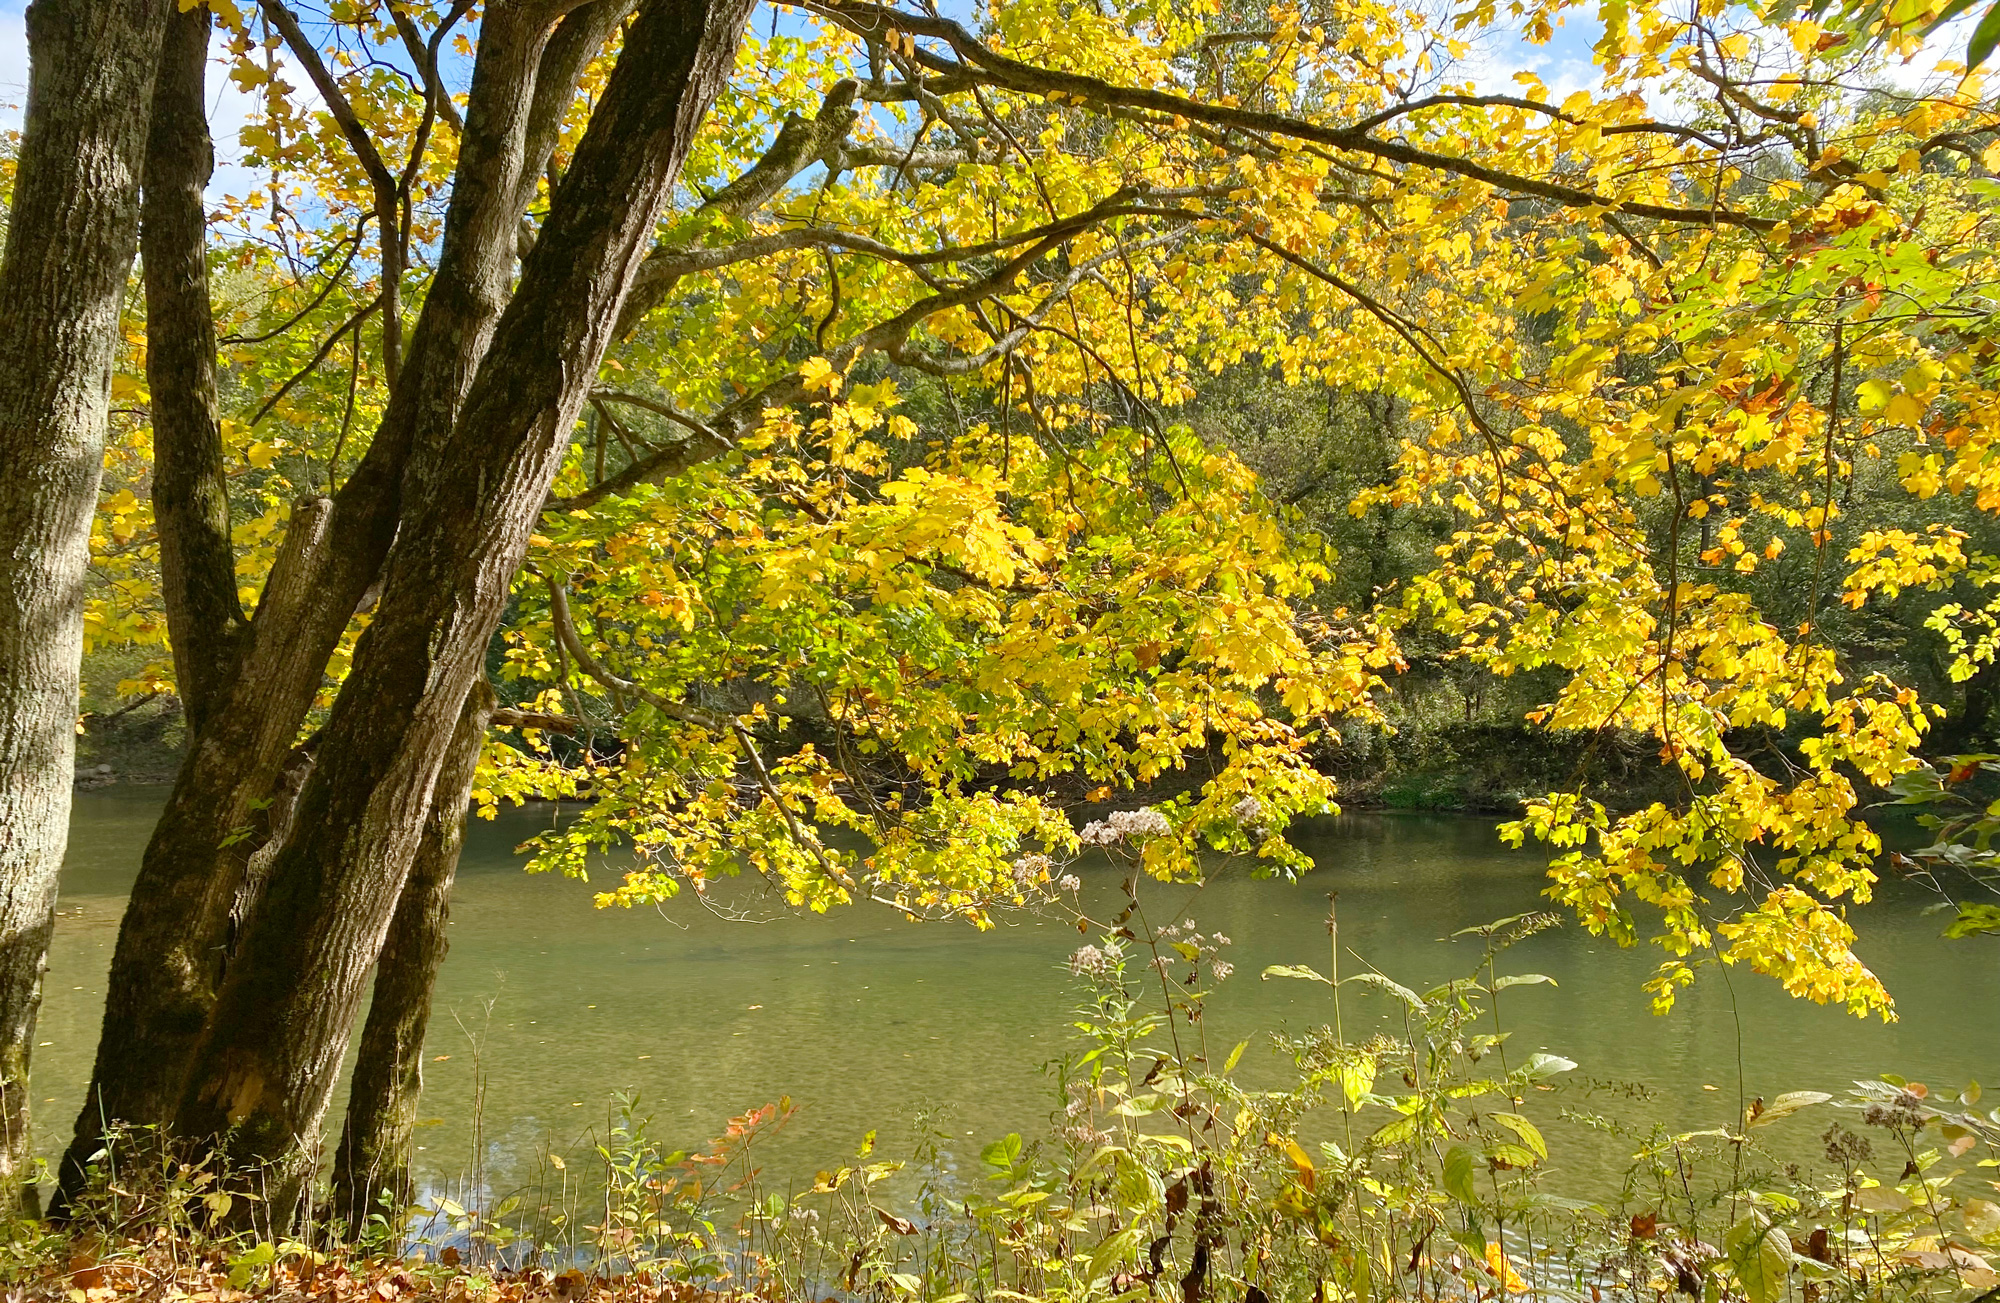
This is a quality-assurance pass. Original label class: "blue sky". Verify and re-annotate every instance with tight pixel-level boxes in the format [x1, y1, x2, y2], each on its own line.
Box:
[0, 0, 1974, 205]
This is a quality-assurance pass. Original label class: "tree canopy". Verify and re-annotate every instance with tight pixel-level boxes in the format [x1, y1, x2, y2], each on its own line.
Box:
[45, 0, 2000, 1058]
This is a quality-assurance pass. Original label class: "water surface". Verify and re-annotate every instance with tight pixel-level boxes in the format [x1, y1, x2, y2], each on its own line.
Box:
[35, 789, 2000, 1203]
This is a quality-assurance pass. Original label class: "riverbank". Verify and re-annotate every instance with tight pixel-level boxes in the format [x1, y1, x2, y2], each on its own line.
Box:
[20, 801, 2000, 1299]
[71, 687, 1687, 817]
[11, 989, 1992, 1303]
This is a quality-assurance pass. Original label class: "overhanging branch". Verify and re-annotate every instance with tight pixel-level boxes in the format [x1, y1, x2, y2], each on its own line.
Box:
[802, 0, 1781, 231]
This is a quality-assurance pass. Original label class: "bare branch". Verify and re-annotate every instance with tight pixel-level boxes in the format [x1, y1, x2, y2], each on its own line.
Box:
[259, 0, 408, 380]
[540, 573, 851, 889]
[490, 707, 584, 733]
[220, 216, 371, 346]
[617, 80, 863, 333]
[1341, 92, 1738, 149]
[542, 575, 726, 731]
[552, 193, 1185, 512]
[803, 0, 1780, 231]
[247, 293, 385, 428]
[386, 1, 472, 136]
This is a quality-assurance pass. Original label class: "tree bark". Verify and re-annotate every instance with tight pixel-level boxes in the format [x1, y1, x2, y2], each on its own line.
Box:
[145, 5, 244, 736]
[331, 682, 493, 1231]
[0, 0, 168, 1213]
[614, 80, 859, 336]
[173, 0, 755, 1225]
[514, 1, 635, 219]
[56, 0, 631, 1208]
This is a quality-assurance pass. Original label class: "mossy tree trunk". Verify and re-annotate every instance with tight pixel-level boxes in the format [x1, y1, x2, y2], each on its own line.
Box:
[54, 0, 655, 1212]
[0, 0, 169, 1215]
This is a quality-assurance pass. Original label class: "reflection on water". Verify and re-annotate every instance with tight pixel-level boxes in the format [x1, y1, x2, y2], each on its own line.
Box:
[34, 789, 2000, 1202]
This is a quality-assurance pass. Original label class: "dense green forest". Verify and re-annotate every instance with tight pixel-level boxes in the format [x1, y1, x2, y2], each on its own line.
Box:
[7, 0, 2000, 1296]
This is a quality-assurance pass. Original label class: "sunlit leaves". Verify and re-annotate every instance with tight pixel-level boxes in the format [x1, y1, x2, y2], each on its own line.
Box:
[73, 0, 2000, 1018]
[505, 390, 1390, 922]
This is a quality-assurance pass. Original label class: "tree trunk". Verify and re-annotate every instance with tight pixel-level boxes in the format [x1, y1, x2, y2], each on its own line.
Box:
[174, 0, 754, 1226]
[331, 682, 493, 1231]
[56, 0, 631, 1208]
[144, 5, 244, 737]
[0, 0, 167, 1213]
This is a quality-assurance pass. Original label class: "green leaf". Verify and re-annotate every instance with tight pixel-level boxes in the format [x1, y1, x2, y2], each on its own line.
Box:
[981, 1133, 1025, 1170]
[1925, 0, 1986, 31]
[1337, 1059, 1376, 1109]
[1453, 912, 1541, 937]
[1112, 1093, 1169, 1117]
[1971, 1, 2000, 68]
[227, 1242, 276, 1290]
[1222, 1039, 1249, 1074]
[1087, 1224, 1147, 1283]
[1262, 963, 1332, 983]
[1726, 1212, 1792, 1303]
[1442, 1145, 1480, 1204]
[1488, 1112, 1548, 1159]
[1339, 971, 1428, 1010]
[1944, 902, 2000, 939]
[1748, 1091, 1832, 1126]
[1492, 973, 1556, 989]
[1522, 1052, 1577, 1079]
[1372, 1114, 1420, 1146]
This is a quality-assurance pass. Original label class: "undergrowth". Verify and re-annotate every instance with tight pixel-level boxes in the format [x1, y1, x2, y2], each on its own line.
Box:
[16, 833, 2000, 1303]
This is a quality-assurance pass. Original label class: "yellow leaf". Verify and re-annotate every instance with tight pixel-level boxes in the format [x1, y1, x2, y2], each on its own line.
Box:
[1267, 1133, 1315, 1190]
[1885, 392, 1927, 427]
[800, 356, 842, 395]
[1485, 1242, 1528, 1292]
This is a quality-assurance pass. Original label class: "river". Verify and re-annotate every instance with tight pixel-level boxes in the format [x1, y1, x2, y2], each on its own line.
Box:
[33, 788, 2000, 1212]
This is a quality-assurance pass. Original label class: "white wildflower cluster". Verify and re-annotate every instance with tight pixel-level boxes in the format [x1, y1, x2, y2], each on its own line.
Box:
[1057, 873, 1082, 893]
[1067, 943, 1115, 978]
[1062, 1082, 1112, 1149]
[1078, 806, 1172, 846]
[1230, 794, 1266, 827]
[1011, 853, 1052, 889]
[1156, 919, 1235, 985]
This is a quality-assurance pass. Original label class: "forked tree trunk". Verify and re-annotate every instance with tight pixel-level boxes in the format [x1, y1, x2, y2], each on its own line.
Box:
[331, 682, 494, 1230]
[0, 0, 168, 1214]
[174, 0, 755, 1226]
[57, 0, 636, 1210]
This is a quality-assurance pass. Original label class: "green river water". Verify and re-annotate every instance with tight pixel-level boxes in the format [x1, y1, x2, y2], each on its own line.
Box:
[32, 788, 2000, 1207]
